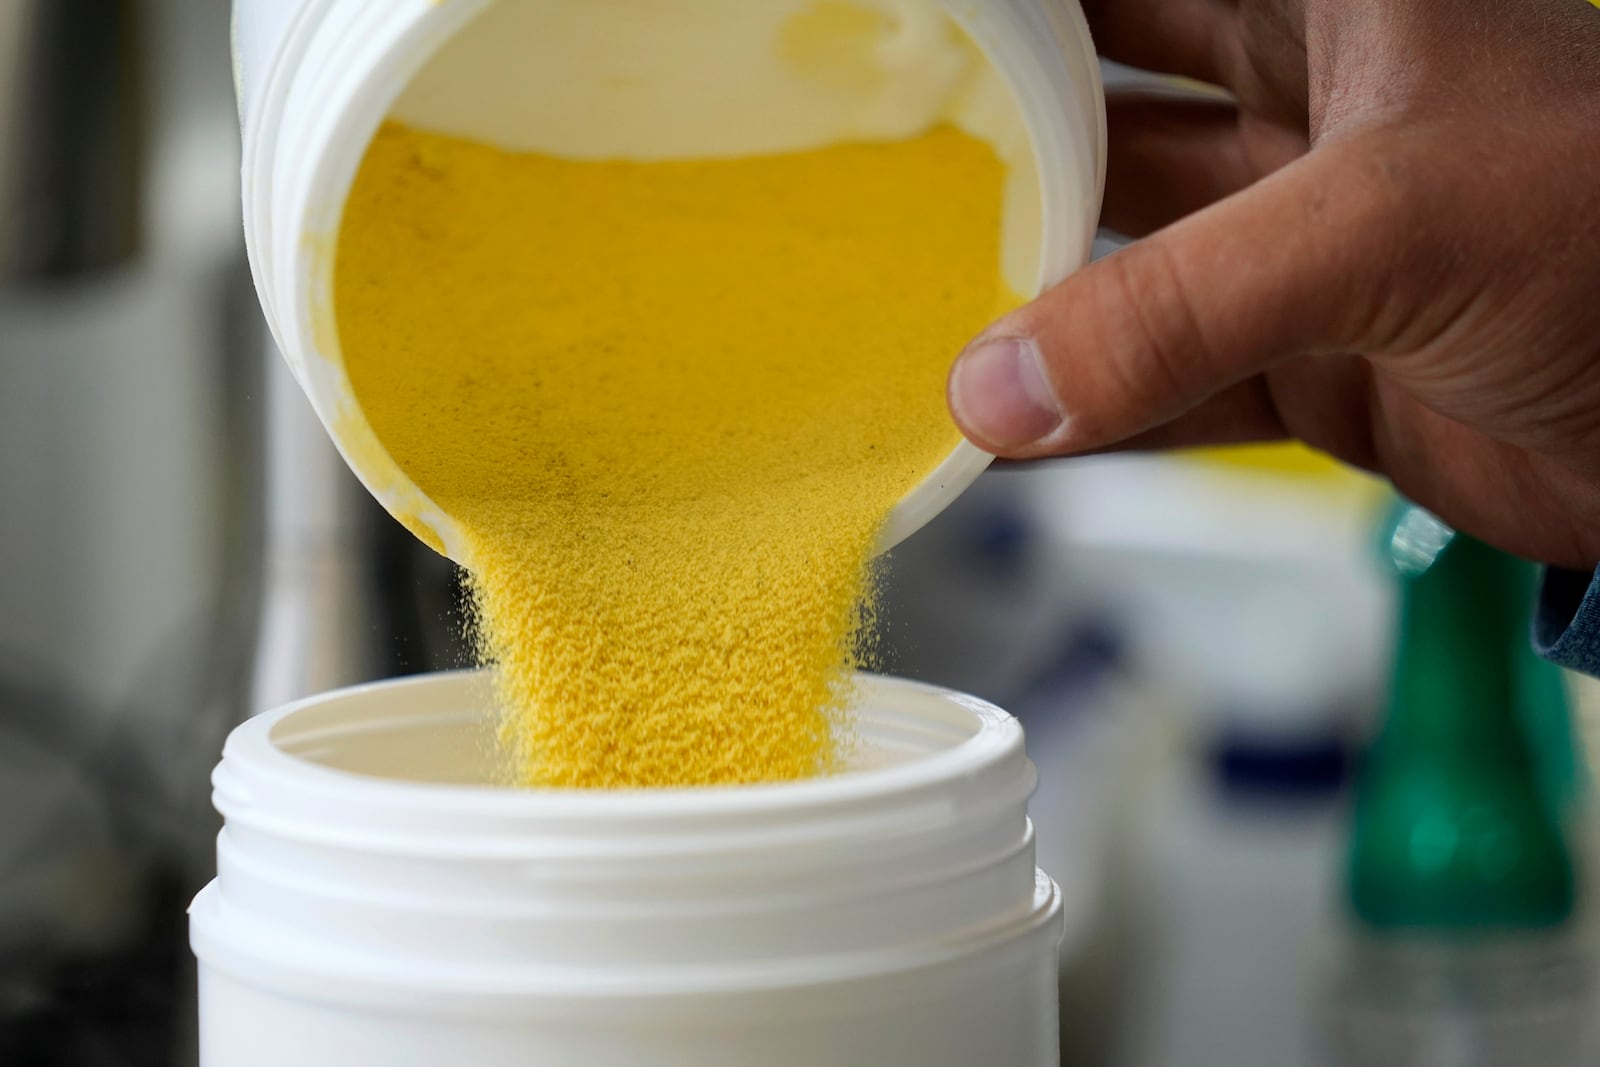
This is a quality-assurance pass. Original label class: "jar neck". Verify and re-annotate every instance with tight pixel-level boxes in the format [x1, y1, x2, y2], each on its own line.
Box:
[210, 672, 1049, 982]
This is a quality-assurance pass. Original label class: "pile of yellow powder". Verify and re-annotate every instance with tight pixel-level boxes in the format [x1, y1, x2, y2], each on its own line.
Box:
[336, 121, 1011, 787]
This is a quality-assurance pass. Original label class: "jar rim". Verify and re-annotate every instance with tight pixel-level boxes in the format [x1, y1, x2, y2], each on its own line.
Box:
[221, 668, 1031, 822]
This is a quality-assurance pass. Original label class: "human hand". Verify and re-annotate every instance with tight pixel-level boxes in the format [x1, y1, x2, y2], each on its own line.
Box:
[948, 0, 1600, 570]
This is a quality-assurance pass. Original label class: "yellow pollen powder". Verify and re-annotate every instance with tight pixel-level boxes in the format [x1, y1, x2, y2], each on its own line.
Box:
[336, 121, 1012, 787]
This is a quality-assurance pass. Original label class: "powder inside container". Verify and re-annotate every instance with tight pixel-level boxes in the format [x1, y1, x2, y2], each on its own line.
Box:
[336, 122, 1012, 787]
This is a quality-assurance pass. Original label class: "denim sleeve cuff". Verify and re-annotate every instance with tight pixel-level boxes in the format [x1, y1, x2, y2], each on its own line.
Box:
[1534, 566, 1600, 678]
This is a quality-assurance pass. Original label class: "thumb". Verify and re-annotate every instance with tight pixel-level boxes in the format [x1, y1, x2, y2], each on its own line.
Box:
[949, 146, 1405, 457]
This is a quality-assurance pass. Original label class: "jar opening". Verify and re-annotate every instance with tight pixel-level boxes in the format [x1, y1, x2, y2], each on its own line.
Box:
[262, 669, 1013, 796]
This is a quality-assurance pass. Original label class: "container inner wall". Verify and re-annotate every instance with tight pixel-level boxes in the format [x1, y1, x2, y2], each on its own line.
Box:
[385, 0, 1045, 295]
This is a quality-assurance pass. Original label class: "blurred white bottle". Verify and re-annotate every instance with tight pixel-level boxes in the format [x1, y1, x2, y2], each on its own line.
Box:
[1124, 586, 1365, 1067]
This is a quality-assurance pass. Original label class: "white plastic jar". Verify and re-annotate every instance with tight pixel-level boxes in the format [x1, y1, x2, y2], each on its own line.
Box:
[230, 0, 1105, 556]
[190, 671, 1063, 1066]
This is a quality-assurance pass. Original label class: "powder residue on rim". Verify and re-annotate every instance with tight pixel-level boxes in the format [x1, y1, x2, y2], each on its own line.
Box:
[336, 122, 1012, 788]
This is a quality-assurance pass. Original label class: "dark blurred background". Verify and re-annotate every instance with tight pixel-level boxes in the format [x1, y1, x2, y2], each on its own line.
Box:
[0, 3, 469, 1063]
[3, 3, 1598, 1066]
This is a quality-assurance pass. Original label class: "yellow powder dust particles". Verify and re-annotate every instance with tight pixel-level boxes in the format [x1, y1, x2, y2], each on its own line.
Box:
[337, 121, 1013, 788]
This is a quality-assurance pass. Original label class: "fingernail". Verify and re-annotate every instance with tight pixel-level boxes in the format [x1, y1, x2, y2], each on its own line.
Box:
[949, 336, 1062, 449]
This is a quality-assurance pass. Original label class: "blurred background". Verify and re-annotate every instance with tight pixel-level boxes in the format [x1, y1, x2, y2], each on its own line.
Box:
[2, 3, 1597, 1066]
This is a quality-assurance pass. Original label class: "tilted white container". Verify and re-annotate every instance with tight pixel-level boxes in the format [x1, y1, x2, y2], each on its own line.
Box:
[190, 672, 1064, 1065]
[230, 0, 1105, 557]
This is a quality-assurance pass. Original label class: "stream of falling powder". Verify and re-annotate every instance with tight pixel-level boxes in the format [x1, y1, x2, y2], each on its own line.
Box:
[336, 122, 1012, 787]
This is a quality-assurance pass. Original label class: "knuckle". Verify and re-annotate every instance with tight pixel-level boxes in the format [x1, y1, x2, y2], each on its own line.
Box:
[1104, 242, 1213, 417]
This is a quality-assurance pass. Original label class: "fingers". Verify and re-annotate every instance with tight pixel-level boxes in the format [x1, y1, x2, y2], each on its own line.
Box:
[949, 145, 1403, 459]
[1092, 376, 1285, 452]
[1093, 354, 1385, 472]
[1082, 0, 1239, 88]
[1102, 92, 1308, 237]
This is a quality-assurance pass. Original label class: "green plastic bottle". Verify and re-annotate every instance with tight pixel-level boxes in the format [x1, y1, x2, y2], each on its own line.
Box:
[1331, 505, 1593, 1066]
[1348, 505, 1576, 928]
